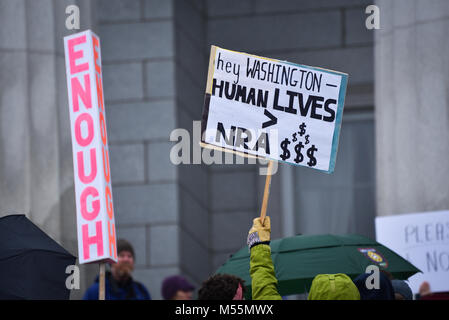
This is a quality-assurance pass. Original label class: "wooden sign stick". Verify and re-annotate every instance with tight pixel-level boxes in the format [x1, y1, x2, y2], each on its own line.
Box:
[99, 263, 105, 300]
[260, 160, 274, 225]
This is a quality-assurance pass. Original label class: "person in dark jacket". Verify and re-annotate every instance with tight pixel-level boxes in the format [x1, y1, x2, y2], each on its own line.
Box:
[83, 239, 151, 300]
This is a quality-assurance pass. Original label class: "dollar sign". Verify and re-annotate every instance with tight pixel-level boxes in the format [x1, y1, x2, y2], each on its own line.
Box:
[292, 133, 297, 142]
[307, 144, 317, 167]
[299, 123, 306, 136]
[294, 142, 304, 163]
[280, 138, 291, 161]
[305, 134, 310, 145]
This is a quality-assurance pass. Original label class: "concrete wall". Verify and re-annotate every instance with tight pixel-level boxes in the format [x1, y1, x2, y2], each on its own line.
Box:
[0, 0, 98, 299]
[97, 0, 180, 300]
[205, 0, 376, 269]
[173, 0, 211, 287]
[375, 0, 449, 216]
[264, 0, 376, 237]
[0, 0, 380, 300]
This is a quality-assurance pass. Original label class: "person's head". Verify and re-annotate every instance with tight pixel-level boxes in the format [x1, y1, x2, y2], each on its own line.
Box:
[391, 279, 413, 300]
[161, 275, 195, 300]
[353, 271, 395, 300]
[198, 274, 246, 300]
[111, 239, 135, 282]
[419, 281, 431, 297]
[307, 274, 360, 300]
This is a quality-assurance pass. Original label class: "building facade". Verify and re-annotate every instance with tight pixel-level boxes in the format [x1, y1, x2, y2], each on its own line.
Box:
[0, 0, 447, 299]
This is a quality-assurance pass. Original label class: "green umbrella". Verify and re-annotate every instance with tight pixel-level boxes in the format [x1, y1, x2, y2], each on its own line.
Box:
[216, 234, 421, 299]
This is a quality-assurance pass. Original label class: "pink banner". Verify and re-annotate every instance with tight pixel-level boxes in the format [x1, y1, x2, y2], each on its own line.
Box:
[64, 30, 117, 264]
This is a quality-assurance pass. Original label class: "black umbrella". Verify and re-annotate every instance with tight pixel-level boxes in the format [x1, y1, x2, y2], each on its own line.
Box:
[0, 214, 77, 299]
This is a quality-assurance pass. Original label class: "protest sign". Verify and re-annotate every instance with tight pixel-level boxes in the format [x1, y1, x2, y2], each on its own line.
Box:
[201, 45, 348, 173]
[376, 211, 449, 294]
[64, 30, 117, 265]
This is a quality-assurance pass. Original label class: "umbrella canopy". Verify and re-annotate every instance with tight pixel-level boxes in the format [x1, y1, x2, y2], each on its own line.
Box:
[0, 214, 77, 299]
[216, 233, 421, 298]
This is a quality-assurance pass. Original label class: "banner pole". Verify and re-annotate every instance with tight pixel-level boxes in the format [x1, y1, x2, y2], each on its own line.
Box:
[99, 263, 105, 300]
[259, 160, 274, 225]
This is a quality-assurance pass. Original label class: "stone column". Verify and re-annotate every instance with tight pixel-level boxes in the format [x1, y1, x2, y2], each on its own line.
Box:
[375, 0, 449, 216]
[0, 0, 96, 299]
[0, 0, 31, 220]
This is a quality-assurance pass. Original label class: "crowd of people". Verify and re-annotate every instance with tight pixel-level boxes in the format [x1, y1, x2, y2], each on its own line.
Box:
[82, 239, 195, 300]
[82, 217, 446, 300]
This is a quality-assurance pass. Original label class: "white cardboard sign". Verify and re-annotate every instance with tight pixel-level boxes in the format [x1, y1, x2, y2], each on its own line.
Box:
[64, 30, 117, 264]
[201, 46, 348, 173]
[376, 211, 449, 294]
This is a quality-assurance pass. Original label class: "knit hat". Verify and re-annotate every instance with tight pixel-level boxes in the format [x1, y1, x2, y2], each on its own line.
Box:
[117, 239, 135, 259]
[308, 274, 360, 300]
[353, 272, 395, 300]
[162, 275, 195, 300]
[391, 279, 413, 300]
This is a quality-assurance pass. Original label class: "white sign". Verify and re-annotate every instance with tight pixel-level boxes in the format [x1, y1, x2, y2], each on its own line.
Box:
[376, 211, 449, 294]
[201, 46, 348, 173]
[64, 30, 117, 264]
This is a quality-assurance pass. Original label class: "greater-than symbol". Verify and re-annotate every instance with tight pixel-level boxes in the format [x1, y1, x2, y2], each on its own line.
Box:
[262, 109, 277, 128]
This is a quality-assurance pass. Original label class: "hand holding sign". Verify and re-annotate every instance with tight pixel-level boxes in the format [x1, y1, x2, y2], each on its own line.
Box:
[201, 45, 348, 222]
[247, 216, 271, 249]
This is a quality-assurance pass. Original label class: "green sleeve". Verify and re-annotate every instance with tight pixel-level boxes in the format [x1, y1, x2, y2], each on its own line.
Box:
[250, 244, 282, 300]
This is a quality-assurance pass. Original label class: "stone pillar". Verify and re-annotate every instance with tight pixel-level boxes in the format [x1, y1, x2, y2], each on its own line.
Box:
[174, 0, 211, 286]
[0, 0, 97, 299]
[96, 0, 180, 299]
[0, 0, 31, 218]
[375, 0, 449, 216]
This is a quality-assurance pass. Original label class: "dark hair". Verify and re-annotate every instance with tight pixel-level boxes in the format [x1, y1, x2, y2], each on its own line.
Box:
[117, 238, 135, 259]
[198, 274, 246, 300]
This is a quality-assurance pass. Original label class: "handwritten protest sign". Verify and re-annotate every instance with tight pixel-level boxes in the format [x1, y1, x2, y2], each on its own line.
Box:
[64, 30, 117, 264]
[201, 46, 348, 173]
[376, 211, 449, 293]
